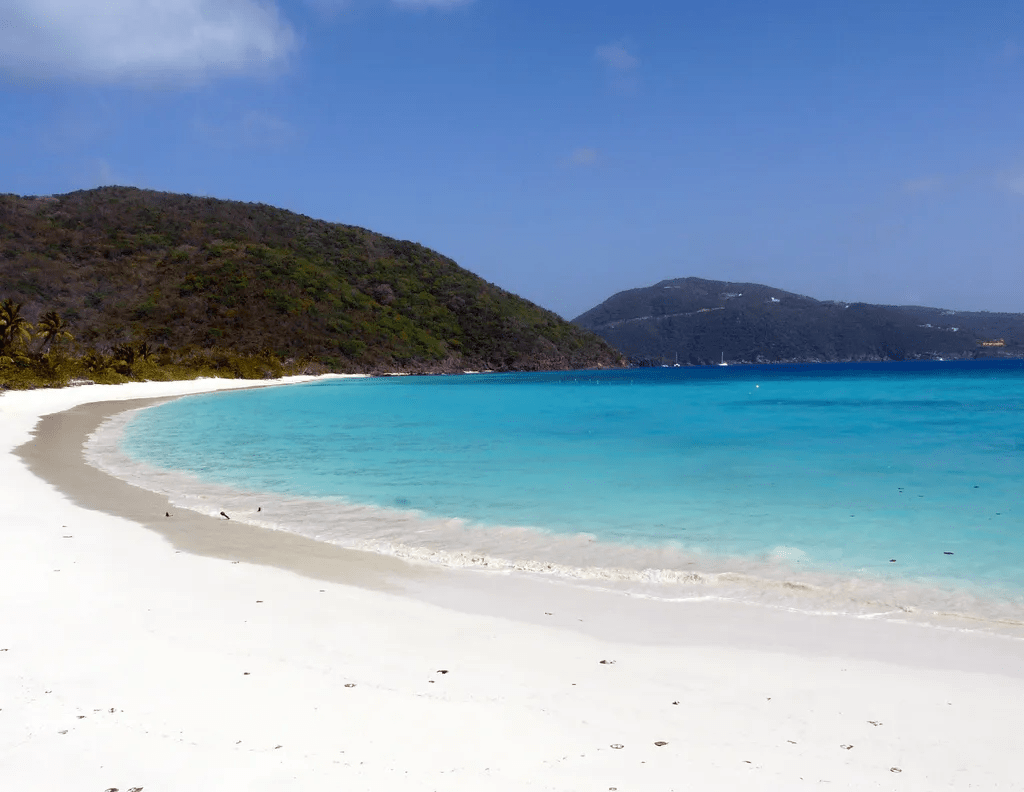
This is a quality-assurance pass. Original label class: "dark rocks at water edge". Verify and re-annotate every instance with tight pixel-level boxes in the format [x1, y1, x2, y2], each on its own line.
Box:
[572, 277, 1024, 366]
[0, 188, 622, 374]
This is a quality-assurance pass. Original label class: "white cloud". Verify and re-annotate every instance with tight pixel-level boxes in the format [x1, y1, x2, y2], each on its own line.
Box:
[596, 42, 638, 71]
[566, 147, 598, 167]
[0, 0, 297, 86]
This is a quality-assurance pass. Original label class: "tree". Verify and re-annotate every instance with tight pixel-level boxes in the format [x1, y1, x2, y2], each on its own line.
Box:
[0, 299, 33, 355]
[112, 342, 138, 374]
[36, 310, 73, 353]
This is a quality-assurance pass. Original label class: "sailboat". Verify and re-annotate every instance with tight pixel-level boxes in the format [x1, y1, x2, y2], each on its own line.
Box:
[718, 352, 728, 367]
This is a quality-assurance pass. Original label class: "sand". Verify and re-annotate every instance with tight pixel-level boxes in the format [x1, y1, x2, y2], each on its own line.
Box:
[2, 377, 1023, 791]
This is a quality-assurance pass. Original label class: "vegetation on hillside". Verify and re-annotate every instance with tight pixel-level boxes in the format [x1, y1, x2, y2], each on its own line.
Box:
[1, 297, 293, 388]
[574, 277, 1024, 365]
[0, 187, 622, 389]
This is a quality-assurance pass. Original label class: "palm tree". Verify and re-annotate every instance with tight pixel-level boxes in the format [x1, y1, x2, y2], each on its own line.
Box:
[0, 299, 33, 355]
[113, 338, 138, 366]
[36, 310, 73, 353]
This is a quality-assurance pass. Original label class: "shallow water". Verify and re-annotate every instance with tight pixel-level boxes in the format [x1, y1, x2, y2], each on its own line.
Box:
[88, 362, 1024, 634]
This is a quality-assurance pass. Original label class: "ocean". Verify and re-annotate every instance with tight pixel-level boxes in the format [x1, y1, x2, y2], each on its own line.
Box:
[87, 362, 1024, 634]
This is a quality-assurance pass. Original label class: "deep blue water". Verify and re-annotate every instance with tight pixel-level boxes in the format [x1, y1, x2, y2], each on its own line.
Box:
[106, 361, 1024, 626]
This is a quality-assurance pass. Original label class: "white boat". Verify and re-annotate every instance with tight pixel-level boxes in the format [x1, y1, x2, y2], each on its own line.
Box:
[718, 352, 728, 367]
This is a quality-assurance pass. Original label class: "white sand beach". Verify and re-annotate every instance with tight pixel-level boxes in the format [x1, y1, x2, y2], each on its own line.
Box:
[2, 377, 1023, 791]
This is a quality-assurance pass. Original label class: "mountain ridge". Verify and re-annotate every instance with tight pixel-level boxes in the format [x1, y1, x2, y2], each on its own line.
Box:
[573, 277, 1024, 365]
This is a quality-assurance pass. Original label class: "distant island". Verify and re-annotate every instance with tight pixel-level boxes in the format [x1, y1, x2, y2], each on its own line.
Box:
[573, 277, 1024, 366]
[0, 187, 622, 388]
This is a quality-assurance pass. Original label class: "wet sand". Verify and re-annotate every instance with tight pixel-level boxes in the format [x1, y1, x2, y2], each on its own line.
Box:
[20, 396, 432, 592]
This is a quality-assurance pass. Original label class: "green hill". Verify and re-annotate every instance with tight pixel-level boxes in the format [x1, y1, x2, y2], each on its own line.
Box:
[573, 277, 1024, 365]
[0, 187, 621, 374]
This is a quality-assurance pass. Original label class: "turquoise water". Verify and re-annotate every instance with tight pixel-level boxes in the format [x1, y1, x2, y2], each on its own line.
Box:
[101, 362, 1024, 628]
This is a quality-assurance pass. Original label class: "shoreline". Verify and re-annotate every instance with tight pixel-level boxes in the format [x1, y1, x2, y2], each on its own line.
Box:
[30, 383, 1024, 666]
[22, 394, 434, 593]
[3, 377, 1024, 789]
[84, 372, 1024, 644]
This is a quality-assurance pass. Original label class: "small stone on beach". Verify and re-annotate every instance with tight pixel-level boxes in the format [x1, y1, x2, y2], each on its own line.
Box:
[654, 741, 668, 746]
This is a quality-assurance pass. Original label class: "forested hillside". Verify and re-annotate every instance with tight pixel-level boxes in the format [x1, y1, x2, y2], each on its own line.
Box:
[574, 277, 1024, 365]
[0, 187, 621, 381]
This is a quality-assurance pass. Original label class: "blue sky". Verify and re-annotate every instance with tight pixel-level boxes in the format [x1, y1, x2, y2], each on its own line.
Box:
[2, 0, 1022, 318]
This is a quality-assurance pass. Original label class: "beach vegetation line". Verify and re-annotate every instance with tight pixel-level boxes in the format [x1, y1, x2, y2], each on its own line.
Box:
[1, 300, 303, 389]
